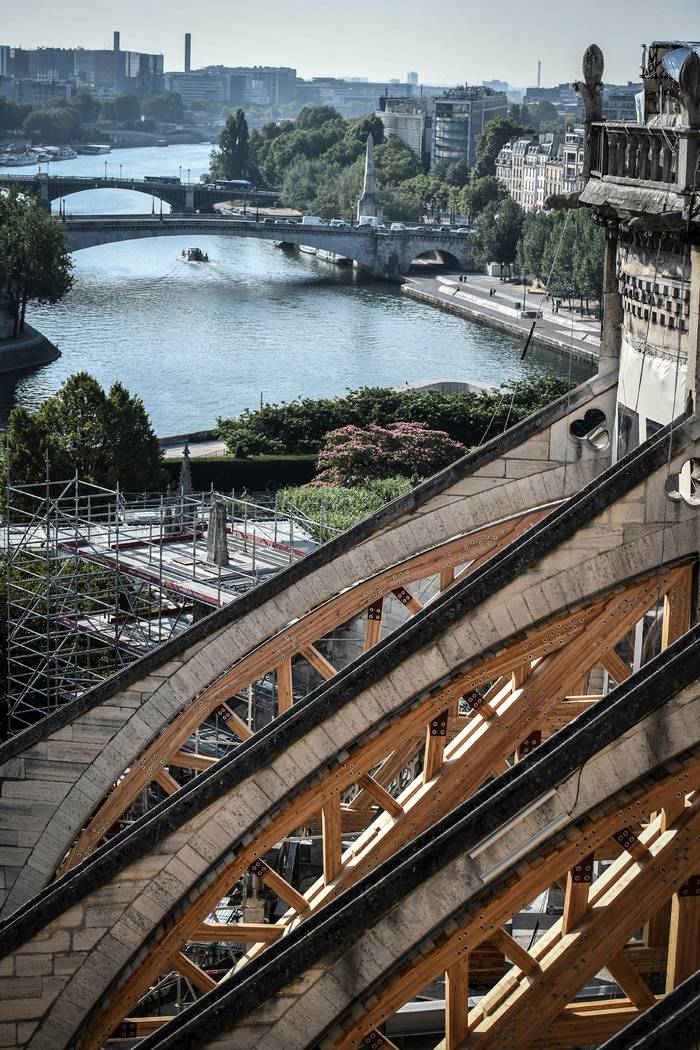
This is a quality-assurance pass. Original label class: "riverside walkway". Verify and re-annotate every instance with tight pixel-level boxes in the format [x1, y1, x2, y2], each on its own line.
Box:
[403, 271, 601, 363]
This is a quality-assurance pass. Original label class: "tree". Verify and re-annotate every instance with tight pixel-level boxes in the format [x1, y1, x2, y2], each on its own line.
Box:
[2, 373, 166, 493]
[0, 191, 73, 336]
[400, 173, 450, 211]
[431, 158, 471, 187]
[210, 108, 250, 180]
[22, 106, 80, 145]
[295, 105, 343, 130]
[112, 92, 141, 123]
[373, 138, 423, 186]
[460, 175, 507, 222]
[70, 90, 101, 123]
[143, 90, 183, 124]
[473, 117, 532, 178]
[518, 211, 557, 285]
[470, 198, 524, 277]
[0, 97, 32, 133]
[316, 422, 467, 485]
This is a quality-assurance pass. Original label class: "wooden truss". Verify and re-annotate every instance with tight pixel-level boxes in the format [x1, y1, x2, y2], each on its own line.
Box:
[329, 754, 700, 1050]
[76, 561, 693, 1049]
[58, 505, 552, 876]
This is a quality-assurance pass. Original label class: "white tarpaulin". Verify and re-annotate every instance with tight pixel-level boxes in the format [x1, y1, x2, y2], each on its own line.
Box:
[614, 335, 687, 460]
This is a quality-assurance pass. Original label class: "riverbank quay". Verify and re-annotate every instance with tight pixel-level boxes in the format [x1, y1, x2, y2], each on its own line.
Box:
[401, 273, 600, 365]
[0, 324, 61, 374]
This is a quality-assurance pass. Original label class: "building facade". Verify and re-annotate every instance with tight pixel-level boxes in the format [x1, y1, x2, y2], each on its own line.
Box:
[377, 86, 508, 169]
[496, 127, 585, 211]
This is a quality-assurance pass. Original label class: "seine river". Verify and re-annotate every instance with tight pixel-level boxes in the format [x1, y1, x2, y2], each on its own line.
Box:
[1, 143, 590, 435]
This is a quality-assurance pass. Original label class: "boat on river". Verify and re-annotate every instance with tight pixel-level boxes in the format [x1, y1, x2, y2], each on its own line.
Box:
[78, 143, 111, 155]
[316, 248, 351, 266]
[181, 247, 210, 263]
[299, 245, 318, 256]
[0, 151, 38, 166]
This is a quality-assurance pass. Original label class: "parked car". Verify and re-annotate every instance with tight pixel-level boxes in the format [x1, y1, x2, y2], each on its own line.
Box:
[390, 222, 407, 231]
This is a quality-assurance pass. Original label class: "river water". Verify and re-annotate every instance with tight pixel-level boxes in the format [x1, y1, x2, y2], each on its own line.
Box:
[1, 143, 591, 434]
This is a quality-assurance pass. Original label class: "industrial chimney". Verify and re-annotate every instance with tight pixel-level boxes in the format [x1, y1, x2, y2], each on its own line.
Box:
[185, 33, 191, 73]
[537, 60, 541, 88]
[114, 30, 121, 51]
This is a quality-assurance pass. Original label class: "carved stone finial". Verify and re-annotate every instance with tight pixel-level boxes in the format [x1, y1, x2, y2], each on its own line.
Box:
[678, 50, 700, 127]
[575, 44, 605, 122]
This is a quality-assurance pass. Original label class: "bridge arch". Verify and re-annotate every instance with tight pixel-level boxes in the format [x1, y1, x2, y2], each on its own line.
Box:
[407, 246, 468, 272]
[51, 186, 175, 215]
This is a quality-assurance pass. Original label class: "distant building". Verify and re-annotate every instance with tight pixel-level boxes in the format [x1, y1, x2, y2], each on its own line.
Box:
[407, 71, 418, 85]
[378, 85, 508, 169]
[165, 71, 230, 103]
[602, 83, 640, 121]
[14, 78, 74, 106]
[496, 127, 585, 211]
[483, 79, 508, 93]
[524, 82, 581, 117]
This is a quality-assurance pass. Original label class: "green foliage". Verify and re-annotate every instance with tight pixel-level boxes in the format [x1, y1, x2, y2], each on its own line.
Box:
[210, 108, 251, 180]
[100, 92, 141, 125]
[23, 105, 80, 145]
[400, 173, 450, 210]
[0, 190, 73, 336]
[523, 209, 604, 306]
[216, 378, 575, 458]
[460, 175, 507, 221]
[470, 198, 524, 275]
[70, 90, 101, 124]
[142, 90, 184, 124]
[277, 477, 412, 540]
[473, 117, 532, 178]
[431, 158, 471, 187]
[1, 373, 167, 498]
[509, 101, 564, 133]
[295, 105, 343, 130]
[0, 97, 33, 133]
[373, 138, 423, 186]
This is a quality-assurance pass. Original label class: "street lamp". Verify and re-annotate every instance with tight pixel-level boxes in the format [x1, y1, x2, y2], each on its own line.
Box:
[522, 268, 527, 312]
[179, 165, 182, 181]
[187, 168, 190, 185]
[119, 163, 123, 180]
[104, 160, 107, 180]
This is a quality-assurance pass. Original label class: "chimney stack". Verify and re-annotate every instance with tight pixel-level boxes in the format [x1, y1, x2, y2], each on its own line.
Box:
[537, 60, 541, 88]
[114, 30, 120, 52]
[184, 33, 191, 74]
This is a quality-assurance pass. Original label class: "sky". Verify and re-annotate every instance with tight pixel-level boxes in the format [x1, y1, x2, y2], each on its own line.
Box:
[3, 0, 699, 87]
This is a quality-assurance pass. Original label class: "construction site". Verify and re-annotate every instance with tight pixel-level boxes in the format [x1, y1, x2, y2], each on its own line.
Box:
[0, 39, 699, 1050]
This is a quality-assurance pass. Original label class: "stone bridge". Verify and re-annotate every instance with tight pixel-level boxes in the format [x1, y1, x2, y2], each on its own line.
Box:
[0, 172, 279, 213]
[61, 213, 474, 279]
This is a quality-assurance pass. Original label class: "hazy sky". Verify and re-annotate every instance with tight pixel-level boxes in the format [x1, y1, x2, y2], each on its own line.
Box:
[3, 0, 699, 86]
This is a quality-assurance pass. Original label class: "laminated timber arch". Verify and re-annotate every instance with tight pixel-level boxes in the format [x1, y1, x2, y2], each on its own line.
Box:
[0, 415, 697, 1050]
[123, 630, 700, 1050]
[0, 369, 617, 916]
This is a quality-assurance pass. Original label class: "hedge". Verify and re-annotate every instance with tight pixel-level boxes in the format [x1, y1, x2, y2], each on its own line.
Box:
[163, 455, 317, 492]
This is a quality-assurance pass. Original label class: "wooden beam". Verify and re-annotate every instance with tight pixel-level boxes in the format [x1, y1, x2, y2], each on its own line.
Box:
[301, 644, 337, 680]
[254, 863, 309, 915]
[440, 567, 455, 591]
[154, 768, 181, 796]
[191, 922, 283, 943]
[607, 953, 656, 1009]
[445, 955, 469, 1049]
[562, 855, 593, 935]
[423, 709, 448, 783]
[666, 882, 700, 991]
[363, 598, 384, 651]
[276, 658, 293, 714]
[217, 701, 253, 741]
[322, 795, 343, 886]
[661, 565, 692, 650]
[357, 773, 403, 818]
[490, 927, 539, 975]
[173, 951, 216, 994]
[169, 750, 217, 772]
[392, 585, 423, 614]
[600, 649, 632, 684]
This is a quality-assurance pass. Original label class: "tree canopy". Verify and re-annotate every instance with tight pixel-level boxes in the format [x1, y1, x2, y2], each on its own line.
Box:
[2, 373, 166, 495]
[210, 108, 251, 180]
[0, 190, 73, 337]
[142, 90, 184, 124]
[473, 117, 533, 178]
[470, 197, 524, 275]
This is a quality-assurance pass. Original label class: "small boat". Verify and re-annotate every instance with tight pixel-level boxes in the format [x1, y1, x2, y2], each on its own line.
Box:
[316, 248, 351, 266]
[181, 247, 210, 263]
[1, 151, 38, 166]
[78, 143, 111, 155]
[155, 139, 169, 147]
[38, 146, 78, 161]
[299, 245, 318, 256]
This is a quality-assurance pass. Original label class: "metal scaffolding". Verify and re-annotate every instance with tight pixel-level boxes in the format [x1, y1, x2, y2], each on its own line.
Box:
[3, 476, 323, 736]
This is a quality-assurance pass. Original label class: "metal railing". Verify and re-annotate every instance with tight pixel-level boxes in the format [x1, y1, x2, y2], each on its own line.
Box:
[589, 121, 699, 190]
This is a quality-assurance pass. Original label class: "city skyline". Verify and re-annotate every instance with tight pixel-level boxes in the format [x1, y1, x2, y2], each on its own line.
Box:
[3, 0, 698, 87]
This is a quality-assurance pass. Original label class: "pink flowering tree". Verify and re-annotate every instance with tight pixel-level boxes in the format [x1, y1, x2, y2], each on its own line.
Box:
[315, 422, 467, 486]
